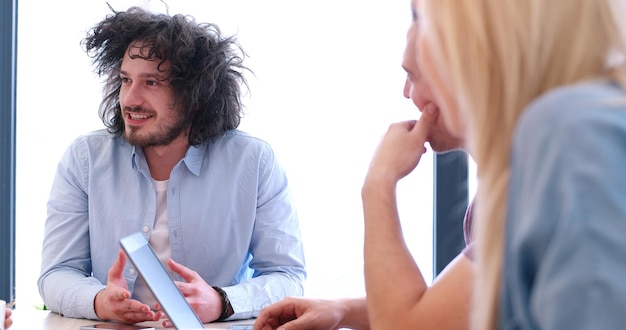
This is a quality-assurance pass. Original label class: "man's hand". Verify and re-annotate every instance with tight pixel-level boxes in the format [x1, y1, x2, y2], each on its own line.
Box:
[94, 250, 162, 324]
[157, 258, 222, 327]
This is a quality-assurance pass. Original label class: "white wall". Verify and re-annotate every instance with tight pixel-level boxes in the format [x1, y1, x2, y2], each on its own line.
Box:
[16, 0, 434, 308]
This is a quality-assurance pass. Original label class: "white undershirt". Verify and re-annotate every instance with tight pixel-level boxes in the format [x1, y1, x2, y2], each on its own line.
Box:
[133, 179, 173, 308]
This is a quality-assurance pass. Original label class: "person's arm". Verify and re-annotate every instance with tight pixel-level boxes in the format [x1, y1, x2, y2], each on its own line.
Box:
[38, 138, 105, 319]
[362, 106, 473, 330]
[218, 143, 307, 321]
[39, 135, 156, 322]
[253, 297, 370, 330]
[362, 176, 473, 330]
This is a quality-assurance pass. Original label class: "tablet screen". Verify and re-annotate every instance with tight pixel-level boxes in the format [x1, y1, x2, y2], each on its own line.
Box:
[120, 232, 205, 330]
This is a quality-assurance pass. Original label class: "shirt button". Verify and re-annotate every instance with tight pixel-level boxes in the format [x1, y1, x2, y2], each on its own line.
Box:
[129, 268, 136, 275]
[142, 226, 150, 233]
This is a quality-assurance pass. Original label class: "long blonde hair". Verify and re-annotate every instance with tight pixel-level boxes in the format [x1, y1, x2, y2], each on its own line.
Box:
[419, 0, 626, 328]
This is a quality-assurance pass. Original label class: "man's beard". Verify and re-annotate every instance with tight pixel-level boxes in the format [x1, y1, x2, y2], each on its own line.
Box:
[123, 107, 189, 147]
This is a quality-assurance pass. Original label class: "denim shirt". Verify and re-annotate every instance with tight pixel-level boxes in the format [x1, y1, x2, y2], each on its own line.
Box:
[500, 80, 626, 329]
[38, 129, 306, 321]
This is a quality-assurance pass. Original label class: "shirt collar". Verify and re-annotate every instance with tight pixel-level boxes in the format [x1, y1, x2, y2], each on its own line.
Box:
[130, 143, 206, 177]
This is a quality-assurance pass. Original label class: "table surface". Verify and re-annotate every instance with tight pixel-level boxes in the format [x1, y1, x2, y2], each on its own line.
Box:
[10, 308, 256, 329]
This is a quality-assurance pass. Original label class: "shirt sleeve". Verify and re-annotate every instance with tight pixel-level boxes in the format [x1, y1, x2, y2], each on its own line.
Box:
[221, 145, 306, 320]
[503, 84, 626, 329]
[38, 137, 103, 320]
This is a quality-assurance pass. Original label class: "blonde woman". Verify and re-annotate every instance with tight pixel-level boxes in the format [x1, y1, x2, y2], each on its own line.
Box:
[254, 2, 473, 329]
[417, 0, 626, 328]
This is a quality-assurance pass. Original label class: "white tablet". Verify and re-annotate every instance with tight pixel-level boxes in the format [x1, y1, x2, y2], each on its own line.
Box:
[120, 232, 205, 329]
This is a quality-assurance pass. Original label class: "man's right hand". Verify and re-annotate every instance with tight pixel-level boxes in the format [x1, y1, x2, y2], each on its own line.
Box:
[94, 250, 163, 324]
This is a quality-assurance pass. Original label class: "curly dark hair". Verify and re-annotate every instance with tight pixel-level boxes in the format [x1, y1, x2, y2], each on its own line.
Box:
[82, 5, 250, 145]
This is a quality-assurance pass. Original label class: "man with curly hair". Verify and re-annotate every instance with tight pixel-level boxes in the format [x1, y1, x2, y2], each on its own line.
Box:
[38, 6, 305, 327]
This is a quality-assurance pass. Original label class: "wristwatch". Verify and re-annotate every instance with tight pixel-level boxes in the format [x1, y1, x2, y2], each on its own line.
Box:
[212, 286, 234, 321]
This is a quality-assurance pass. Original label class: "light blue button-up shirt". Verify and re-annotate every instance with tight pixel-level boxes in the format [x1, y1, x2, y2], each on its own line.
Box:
[500, 80, 626, 329]
[38, 129, 306, 321]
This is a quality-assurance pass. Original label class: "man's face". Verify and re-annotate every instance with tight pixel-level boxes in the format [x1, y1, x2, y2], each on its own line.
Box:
[402, 17, 464, 152]
[119, 41, 188, 147]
